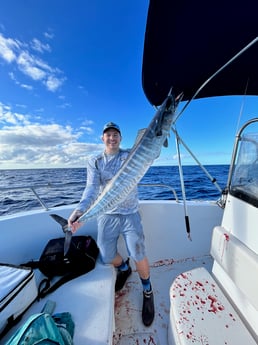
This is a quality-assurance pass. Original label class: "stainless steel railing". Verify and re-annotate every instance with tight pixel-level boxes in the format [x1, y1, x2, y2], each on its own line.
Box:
[0, 182, 179, 212]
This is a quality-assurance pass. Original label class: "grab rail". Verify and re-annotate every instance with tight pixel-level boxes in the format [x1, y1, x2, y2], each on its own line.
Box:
[138, 184, 179, 202]
[0, 182, 83, 211]
[0, 182, 179, 211]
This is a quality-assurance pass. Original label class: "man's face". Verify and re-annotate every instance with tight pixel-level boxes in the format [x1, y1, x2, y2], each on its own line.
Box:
[102, 128, 121, 153]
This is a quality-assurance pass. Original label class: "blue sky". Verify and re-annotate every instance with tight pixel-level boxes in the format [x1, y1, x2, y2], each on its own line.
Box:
[0, 1, 257, 169]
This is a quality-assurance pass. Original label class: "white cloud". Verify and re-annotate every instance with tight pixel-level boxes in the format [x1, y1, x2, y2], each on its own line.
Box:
[44, 74, 65, 92]
[17, 51, 47, 80]
[0, 33, 18, 62]
[0, 104, 103, 168]
[0, 33, 64, 92]
[82, 119, 94, 126]
[172, 153, 189, 161]
[9, 71, 33, 90]
[44, 31, 54, 40]
[80, 126, 94, 135]
[0, 103, 31, 126]
[31, 38, 51, 53]
[20, 83, 33, 90]
[0, 123, 103, 168]
[80, 119, 94, 134]
[58, 102, 71, 109]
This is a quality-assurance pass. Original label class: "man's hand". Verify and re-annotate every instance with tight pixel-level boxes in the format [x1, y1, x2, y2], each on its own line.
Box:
[68, 210, 83, 233]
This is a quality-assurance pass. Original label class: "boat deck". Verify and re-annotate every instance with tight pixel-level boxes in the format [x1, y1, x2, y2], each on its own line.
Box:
[0, 201, 221, 345]
[113, 254, 213, 345]
[0, 254, 213, 345]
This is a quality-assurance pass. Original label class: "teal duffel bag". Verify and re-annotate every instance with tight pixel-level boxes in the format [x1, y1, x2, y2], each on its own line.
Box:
[5, 312, 74, 345]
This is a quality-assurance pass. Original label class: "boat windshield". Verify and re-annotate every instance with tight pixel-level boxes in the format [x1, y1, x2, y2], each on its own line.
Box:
[230, 128, 258, 207]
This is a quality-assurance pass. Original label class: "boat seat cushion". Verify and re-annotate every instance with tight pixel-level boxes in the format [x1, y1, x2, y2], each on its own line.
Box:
[50, 262, 116, 345]
[168, 266, 257, 344]
[2, 262, 116, 345]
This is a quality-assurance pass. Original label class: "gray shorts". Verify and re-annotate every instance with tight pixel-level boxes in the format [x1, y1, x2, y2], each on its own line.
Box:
[97, 211, 146, 264]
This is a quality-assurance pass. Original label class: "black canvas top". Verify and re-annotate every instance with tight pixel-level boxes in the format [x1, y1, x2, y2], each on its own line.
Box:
[142, 0, 258, 105]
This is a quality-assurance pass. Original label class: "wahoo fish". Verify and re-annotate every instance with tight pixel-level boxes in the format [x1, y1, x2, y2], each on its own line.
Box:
[50, 213, 72, 256]
[78, 91, 181, 224]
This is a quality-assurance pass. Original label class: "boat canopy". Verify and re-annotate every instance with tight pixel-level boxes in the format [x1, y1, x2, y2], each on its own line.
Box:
[142, 0, 258, 105]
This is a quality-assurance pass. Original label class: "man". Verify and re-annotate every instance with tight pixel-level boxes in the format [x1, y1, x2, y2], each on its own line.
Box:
[68, 121, 154, 327]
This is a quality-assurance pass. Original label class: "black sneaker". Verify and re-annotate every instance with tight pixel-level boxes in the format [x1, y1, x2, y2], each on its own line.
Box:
[115, 258, 132, 292]
[142, 290, 154, 326]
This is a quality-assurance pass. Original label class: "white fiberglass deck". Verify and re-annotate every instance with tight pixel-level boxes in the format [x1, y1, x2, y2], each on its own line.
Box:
[113, 254, 213, 345]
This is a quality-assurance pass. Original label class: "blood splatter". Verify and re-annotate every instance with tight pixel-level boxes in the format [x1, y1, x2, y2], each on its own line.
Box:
[181, 273, 188, 279]
[208, 295, 218, 313]
[224, 233, 230, 241]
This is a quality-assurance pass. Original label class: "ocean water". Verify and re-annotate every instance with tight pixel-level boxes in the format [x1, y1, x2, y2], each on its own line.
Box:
[0, 165, 229, 216]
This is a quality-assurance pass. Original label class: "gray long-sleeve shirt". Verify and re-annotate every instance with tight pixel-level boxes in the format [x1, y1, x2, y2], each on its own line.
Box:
[75, 149, 139, 215]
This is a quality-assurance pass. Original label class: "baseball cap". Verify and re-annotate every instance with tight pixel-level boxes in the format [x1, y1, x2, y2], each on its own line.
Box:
[103, 122, 121, 134]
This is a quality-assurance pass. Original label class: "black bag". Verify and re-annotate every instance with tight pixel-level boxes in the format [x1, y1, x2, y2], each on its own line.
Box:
[39, 236, 99, 277]
[24, 236, 99, 298]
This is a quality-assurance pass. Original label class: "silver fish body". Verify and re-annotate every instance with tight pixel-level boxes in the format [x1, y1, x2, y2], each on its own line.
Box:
[78, 92, 179, 224]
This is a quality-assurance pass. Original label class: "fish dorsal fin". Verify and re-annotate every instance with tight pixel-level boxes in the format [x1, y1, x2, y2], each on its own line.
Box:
[163, 137, 169, 148]
[133, 128, 147, 148]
